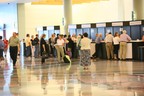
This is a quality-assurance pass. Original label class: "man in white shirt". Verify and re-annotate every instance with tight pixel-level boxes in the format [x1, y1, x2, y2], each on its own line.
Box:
[104, 32, 114, 59]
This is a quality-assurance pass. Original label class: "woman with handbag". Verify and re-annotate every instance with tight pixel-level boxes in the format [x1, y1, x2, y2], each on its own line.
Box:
[40, 34, 47, 64]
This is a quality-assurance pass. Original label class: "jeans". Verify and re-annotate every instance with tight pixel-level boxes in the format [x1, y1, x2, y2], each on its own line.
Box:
[34, 44, 39, 57]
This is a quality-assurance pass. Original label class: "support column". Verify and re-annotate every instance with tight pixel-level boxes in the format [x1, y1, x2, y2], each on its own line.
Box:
[63, 0, 72, 35]
[118, 0, 125, 20]
[133, 0, 144, 20]
[17, 4, 26, 40]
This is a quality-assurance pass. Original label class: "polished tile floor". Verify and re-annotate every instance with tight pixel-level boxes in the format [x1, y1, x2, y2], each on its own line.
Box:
[0, 56, 144, 96]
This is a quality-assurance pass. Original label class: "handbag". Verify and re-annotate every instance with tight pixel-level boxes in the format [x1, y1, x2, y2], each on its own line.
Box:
[42, 51, 48, 58]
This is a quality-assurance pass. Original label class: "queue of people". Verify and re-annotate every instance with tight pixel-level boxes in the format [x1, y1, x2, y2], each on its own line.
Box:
[0, 30, 142, 70]
[92, 30, 131, 61]
[20, 33, 86, 64]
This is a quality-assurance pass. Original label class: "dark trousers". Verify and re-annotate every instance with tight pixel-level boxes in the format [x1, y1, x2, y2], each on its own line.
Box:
[10, 46, 18, 66]
[41, 56, 45, 63]
[113, 44, 119, 58]
[0, 49, 4, 58]
[92, 43, 101, 58]
[26, 46, 31, 57]
[34, 44, 39, 57]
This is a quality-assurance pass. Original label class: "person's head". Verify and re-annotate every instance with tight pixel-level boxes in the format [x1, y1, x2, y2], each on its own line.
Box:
[51, 34, 55, 38]
[57, 34, 59, 37]
[109, 32, 112, 34]
[83, 32, 88, 38]
[36, 34, 38, 37]
[114, 32, 119, 37]
[68, 35, 71, 38]
[64, 35, 67, 38]
[96, 33, 98, 37]
[41, 34, 46, 38]
[31, 35, 34, 38]
[13, 32, 17, 37]
[123, 30, 127, 34]
[99, 33, 102, 37]
[16, 33, 19, 36]
[59, 34, 63, 39]
[0, 36, 2, 40]
[26, 34, 30, 37]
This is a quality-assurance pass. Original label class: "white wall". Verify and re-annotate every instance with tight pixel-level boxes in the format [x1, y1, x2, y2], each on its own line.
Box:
[18, 0, 133, 37]
[123, 0, 133, 20]
[24, 3, 63, 37]
[73, 0, 119, 23]
[0, 3, 17, 39]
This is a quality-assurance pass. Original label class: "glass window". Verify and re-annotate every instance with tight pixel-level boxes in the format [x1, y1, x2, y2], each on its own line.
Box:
[91, 28, 97, 41]
[76, 29, 83, 36]
[69, 29, 76, 36]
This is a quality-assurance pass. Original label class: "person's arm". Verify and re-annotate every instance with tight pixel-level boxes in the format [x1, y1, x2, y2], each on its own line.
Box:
[142, 35, 144, 41]
[127, 35, 131, 41]
[42, 44, 46, 52]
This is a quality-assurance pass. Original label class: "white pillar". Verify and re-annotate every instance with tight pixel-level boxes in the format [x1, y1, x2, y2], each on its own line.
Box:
[118, 0, 125, 20]
[17, 4, 26, 40]
[133, 0, 144, 20]
[63, 0, 72, 35]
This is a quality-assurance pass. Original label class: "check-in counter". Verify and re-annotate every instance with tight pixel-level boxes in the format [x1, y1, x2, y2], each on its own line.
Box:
[90, 40, 144, 60]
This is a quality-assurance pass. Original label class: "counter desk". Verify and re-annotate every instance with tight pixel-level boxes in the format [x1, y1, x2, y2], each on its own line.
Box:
[90, 40, 144, 60]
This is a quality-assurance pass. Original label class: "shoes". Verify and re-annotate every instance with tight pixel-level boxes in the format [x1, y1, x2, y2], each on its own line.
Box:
[83, 67, 88, 70]
[41, 62, 45, 64]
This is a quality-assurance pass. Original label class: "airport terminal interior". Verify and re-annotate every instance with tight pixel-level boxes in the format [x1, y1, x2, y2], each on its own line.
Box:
[0, 0, 144, 96]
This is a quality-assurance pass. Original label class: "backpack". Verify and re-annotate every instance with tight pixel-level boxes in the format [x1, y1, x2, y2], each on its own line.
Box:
[63, 55, 71, 63]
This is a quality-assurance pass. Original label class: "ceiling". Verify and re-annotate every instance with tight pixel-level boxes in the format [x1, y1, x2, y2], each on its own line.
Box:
[0, 0, 108, 4]
[32, 0, 109, 5]
[0, 0, 40, 3]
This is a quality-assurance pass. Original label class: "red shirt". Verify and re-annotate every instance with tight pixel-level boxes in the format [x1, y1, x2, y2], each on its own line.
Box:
[3, 39, 8, 49]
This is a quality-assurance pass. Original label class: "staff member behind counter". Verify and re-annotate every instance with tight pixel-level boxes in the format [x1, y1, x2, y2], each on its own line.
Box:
[119, 30, 131, 60]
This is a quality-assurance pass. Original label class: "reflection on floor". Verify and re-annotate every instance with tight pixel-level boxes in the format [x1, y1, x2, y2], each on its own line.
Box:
[0, 56, 144, 96]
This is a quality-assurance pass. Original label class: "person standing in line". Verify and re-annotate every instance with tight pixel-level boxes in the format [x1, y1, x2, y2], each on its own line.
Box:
[104, 32, 114, 60]
[49, 34, 56, 57]
[119, 30, 131, 60]
[25, 34, 31, 57]
[34, 34, 40, 58]
[31, 35, 35, 57]
[0, 36, 4, 60]
[113, 32, 120, 60]
[55, 34, 65, 63]
[80, 33, 91, 70]
[40, 34, 47, 64]
[67, 35, 73, 58]
[92, 33, 98, 58]
[76, 34, 82, 58]
[9, 32, 20, 68]
[92, 33, 102, 59]
[71, 34, 77, 58]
